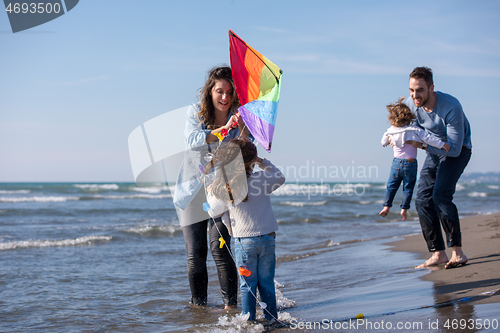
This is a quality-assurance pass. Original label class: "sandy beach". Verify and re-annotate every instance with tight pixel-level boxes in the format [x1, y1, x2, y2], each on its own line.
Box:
[276, 213, 500, 333]
[390, 212, 500, 306]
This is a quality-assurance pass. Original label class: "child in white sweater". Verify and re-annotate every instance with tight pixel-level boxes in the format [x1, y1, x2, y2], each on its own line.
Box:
[380, 97, 450, 220]
[205, 139, 285, 323]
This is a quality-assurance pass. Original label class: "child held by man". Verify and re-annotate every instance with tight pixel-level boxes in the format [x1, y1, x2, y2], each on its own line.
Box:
[380, 97, 450, 220]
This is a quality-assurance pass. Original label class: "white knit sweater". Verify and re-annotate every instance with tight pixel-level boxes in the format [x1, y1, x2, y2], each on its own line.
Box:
[207, 159, 285, 237]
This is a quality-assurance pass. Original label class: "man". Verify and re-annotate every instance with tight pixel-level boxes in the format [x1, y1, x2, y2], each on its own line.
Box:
[405, 67, 472, 269]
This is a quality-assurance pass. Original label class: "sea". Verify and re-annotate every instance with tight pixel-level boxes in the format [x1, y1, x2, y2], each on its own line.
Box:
[1, 179, 499, 332]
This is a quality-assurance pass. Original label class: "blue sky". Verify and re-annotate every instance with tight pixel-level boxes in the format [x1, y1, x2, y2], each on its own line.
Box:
[1, 0, 499, 182]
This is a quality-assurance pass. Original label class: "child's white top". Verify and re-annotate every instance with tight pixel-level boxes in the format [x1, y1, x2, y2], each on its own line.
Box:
[381, 125, 446, 159]
[207, 159, 285, 238]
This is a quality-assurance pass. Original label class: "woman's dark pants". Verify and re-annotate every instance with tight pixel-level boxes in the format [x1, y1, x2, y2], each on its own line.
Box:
[182, 218, 237, 306]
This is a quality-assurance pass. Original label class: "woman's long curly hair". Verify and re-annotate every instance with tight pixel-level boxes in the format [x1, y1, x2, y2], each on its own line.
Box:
[206, 139, 257, 203]
[198, 66, 240, 129]
[387, 97, 415, 127]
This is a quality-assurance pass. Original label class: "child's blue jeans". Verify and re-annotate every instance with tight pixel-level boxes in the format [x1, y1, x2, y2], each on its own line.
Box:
[383, 158, 418, 210]
[235, 234, 277, 321]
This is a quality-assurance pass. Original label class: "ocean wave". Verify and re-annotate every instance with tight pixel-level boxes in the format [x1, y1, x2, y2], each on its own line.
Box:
[278, 200, 327, 207]
[327, 240, 341, 247]
[0, 190, 31, 194]
[0, 235, 112, 250]
[0, 196, 79, 203]
[210, 280, 296, 332]
[0, 193, 173, 203]
[74, 184, 120, 191]
[468, 192, 487, 198]
[487, 185, 500, 190]
[273, 183, 371, 196]
[132, 186, 170, 194]
[93, 194, 172, 200]
[456, 184, 466, 191]
[125, 225, 181, 235]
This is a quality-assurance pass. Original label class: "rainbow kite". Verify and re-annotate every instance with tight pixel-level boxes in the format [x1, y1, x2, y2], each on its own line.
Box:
[229, 30, 282, 152]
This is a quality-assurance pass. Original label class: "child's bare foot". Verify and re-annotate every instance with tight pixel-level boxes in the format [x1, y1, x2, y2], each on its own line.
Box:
[379, 206, 390, 217]
[401, 209, 407, 221]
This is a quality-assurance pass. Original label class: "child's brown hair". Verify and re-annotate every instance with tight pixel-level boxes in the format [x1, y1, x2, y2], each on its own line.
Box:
[387, 97, 415, 127]
[205, 139, 257, 203]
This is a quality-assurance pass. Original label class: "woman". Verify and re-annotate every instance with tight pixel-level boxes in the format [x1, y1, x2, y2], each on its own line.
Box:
[174, 66, 250, 308]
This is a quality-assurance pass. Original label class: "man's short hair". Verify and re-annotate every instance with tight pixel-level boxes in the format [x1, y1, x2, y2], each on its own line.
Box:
[410, 67, 433, 87]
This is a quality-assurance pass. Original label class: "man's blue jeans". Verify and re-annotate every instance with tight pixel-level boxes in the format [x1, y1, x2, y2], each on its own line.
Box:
[235, 234, 277, 321]
[415, 147, 471, 252]
[383, 158, 418, 209]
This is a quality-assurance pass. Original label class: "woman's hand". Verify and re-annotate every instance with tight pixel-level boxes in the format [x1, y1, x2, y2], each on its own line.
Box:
[443, 143, 450, 152]
[255, 157, 263, 164]
[226, 114, 240, 130]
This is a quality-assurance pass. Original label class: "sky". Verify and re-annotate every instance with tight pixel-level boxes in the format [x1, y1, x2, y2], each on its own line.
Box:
[1, 0, 499, 183]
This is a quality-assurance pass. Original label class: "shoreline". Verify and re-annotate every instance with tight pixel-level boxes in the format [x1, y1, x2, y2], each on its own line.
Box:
[389, 212, 500, 305]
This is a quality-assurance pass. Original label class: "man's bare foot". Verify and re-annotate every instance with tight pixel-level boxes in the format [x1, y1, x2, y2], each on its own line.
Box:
[401, 209, 407, 221]
[445, 246, 468, 269]
[415, 250, 448, 269]
[379, 206, 390, 217]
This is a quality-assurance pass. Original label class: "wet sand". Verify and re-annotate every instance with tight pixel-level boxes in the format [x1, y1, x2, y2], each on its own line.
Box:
[389, 212, 500, 305]
[271, 213, 500, 333]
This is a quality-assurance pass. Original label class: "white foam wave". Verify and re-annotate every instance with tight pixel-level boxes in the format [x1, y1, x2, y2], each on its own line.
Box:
[210, 279, 296, 332]
[487, 185, 499, 190]
[273, 183, 371, 196]
[95, 194, 172, 200]
[0, 196, 79, 203]
[74, 184, 119, 190]
[125, 225, 179, 235]
[132, 186, 169, 194]
[0, 235, 112, 250]
[213, 314, 265, 333]
[275, 282, 296, 309]
[327, 240, 341, 247]
[359, 200, 371, 205]
[0, 193, 172, 203]
[279, 200, 327, 207]
[456, 184, 466, 191]
[0, 190, 30, 194]
[468, 192, 487, 198]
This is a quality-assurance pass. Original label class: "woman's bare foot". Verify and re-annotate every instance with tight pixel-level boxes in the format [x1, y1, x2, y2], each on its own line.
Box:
[445, 246, 468, 269]
[400, 209, 407, 221]
[379, 206, 390, 217]
[224, 304, 237, 310]
[415, 250, 448, 268]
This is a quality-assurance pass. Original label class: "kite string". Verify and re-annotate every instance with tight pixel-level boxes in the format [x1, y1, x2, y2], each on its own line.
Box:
[237, 124, 248, 140]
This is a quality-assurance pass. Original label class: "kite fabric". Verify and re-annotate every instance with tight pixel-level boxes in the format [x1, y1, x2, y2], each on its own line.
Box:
[229, 29, 282, 152]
